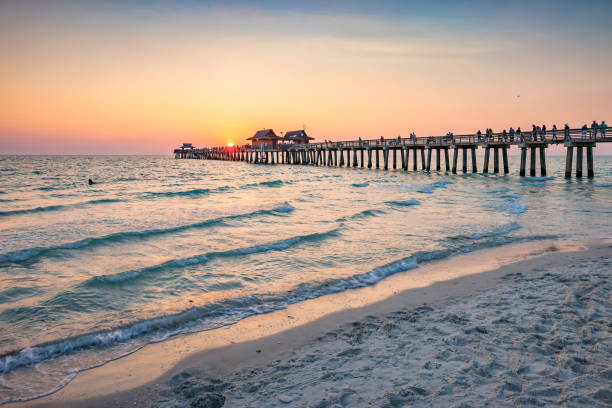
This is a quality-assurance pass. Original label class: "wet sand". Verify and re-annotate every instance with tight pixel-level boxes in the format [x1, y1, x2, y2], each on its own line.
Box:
[13, 239, 611, 407]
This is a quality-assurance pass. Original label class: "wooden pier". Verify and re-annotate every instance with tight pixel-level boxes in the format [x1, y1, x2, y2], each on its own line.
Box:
[174, 127, 610, 178]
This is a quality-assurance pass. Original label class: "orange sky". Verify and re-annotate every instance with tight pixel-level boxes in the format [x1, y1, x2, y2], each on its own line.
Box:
[0, 1, 611, 154]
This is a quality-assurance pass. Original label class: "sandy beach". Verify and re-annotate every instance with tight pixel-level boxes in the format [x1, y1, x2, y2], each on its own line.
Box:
[11, 239, 610, 408]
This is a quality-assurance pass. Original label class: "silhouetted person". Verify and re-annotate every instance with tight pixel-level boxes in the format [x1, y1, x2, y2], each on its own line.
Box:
[88, 178, 95, 185]
[600, 121, 607, 137]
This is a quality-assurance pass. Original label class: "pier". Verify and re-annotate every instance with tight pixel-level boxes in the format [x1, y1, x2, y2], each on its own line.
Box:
[174, 127, 610, 178]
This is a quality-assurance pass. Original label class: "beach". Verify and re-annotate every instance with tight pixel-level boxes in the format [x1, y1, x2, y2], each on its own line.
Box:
[1, 156, 611, 407]
[13, 239, 610, 407]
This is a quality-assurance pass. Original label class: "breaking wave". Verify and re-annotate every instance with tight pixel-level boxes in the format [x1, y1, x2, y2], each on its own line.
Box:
[85, 228, 340, 286]
[0, 203, 296, 265]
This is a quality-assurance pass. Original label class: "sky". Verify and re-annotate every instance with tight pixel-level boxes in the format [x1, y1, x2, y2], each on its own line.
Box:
[0, 0, 611, 154]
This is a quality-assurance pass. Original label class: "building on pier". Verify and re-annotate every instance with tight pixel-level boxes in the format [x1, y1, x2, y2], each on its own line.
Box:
[283, 130, 314, 145]
[247, 129, 282, 148]
[173, 143, 197, 158]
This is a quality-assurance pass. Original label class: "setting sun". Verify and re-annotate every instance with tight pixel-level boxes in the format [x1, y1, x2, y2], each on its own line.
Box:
[227, 142, 234, 147]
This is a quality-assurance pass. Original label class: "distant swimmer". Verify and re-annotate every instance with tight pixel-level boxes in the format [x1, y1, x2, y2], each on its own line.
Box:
[88, 178, 95, 185]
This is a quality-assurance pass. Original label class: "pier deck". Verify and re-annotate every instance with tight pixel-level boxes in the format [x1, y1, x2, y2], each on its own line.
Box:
[175, 128, 611, 178]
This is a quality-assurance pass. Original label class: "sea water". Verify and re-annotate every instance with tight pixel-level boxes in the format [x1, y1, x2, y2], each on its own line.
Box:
[0, 154, 611, 404]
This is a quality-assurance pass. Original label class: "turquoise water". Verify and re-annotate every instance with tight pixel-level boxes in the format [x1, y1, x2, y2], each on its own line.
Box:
[0, 154, 611, 403]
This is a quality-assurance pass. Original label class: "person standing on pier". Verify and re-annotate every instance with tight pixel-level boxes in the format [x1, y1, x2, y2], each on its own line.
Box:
[600, 121, 607, 137]
[592, 120, 599, 138]
[517, 127, 522, 142]
[564, 124, 570, 140]
[582, 124, 588, 138]
[552, 124, 558, 140]
[542, 124, 547, 140]
[509, 127, 515, 141]
[531, 125, 537, 141]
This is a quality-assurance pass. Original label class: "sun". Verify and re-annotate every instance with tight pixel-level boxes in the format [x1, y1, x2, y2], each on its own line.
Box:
[227, 142, 234, 147]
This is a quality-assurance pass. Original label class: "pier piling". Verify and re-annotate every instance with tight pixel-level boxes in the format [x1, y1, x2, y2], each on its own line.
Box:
[493, 148, 499, 173]
[539, 147, 547, 176]
[383, 148, 389, 170]
[565, 147, 573, 178]
[502, 146, 509, 174]
[530, 147, 536, 177]
[587, 146, 594, 177]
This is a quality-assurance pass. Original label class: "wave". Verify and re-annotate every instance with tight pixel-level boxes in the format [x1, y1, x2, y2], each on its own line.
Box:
[385, 199, 420, 206]
[0, 286, 43, 304]
[241, 179, 287, 189]
[500, 200, 527, 215]
[416, 181, 452, 194]
[257, 180, 284, 187]
[0, 203, 296, 265]
[85, 228, 339, 286]
[335, 209, 385, 222]
[141, 180, 286, 199]
[524, 176, 554, 181]
[351, 182, 369, 188]
[144, 188, 212, 198]
[446, 222, 521, 240]
[0, 199, 121, 217]
[0, 227, 560, 379]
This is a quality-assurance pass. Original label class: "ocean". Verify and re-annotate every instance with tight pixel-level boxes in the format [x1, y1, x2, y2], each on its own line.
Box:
[0, 154, 611, 404]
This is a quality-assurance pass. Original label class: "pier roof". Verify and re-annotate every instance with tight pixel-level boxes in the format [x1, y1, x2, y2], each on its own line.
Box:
[247, 129, 281, 141]
[284, 130, 314, 142]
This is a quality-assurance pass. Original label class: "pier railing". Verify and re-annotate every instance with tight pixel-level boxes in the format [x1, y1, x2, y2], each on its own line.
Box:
[187, 127, 608, 155]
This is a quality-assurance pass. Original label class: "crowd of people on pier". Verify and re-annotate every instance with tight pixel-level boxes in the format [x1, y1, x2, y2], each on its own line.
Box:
[472, 121, 607, 144]
[352, 121, 608, 148]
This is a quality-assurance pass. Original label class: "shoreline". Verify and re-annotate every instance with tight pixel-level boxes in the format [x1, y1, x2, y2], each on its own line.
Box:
[12, 238, 609, 407]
